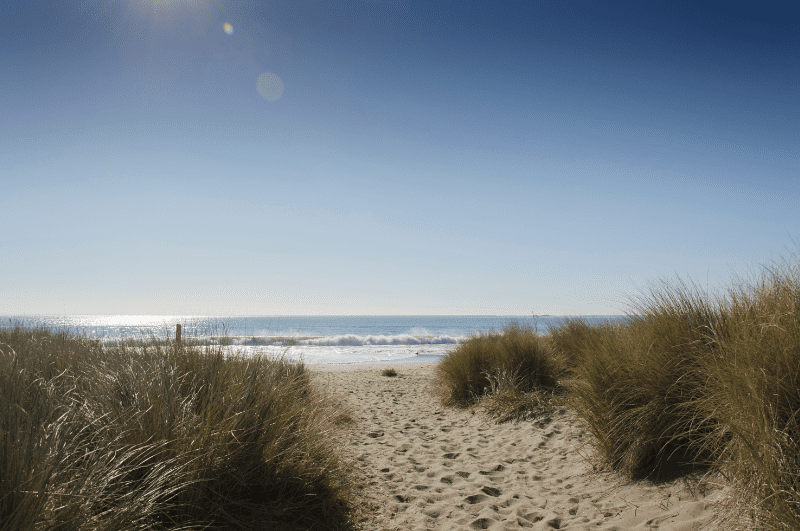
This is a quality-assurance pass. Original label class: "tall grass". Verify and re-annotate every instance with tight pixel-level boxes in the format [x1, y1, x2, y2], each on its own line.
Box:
[433, 323, 564, 410]
[702, 258, 800, 530]
[548, 317, 619, 369]
[560, 282, 722, 479]
[549, 253, 800, 528]
[0, 326, 355, 531]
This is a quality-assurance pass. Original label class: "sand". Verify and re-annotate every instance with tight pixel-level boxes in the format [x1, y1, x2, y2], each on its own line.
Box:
[312, 363, 732, 531]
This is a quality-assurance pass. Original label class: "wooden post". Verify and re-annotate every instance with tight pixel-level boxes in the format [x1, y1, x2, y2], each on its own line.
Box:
[176, 324, 182, 346]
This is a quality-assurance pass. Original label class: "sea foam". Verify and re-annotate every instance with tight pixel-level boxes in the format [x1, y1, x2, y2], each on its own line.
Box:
[298, 334, 464, 346]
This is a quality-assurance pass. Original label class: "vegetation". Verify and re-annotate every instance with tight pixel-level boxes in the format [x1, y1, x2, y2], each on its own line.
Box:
[8, 251, 800, 529]
[701, 257, 800, 530]
[434, 253, 800, 528]
[433, 323, 565, 415]
[561, 282, 721, 480]
[550, 255, 800, 528]
[478, 365, 562, 423]
[381, 367, 398, 377]
[0, 326, 356, 531]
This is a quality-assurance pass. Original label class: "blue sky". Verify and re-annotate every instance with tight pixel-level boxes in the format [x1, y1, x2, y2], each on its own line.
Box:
[2, 0, 798, 316]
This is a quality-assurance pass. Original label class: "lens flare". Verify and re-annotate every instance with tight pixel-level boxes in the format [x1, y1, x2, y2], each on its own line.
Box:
[257, 72, 284, 101]
[223, 22, 233, 35]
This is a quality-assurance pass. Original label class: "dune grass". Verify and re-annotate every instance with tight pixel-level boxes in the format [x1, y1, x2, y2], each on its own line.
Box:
[433, 252, 800, 528]
[433, 323, 565, 417]
[558, 282, 722, 480]
[478, 364, 562, 423]
[545, 254, 800, 528]
[700, 257, 800, 530]
[381, 367, 398, 377]
[0, 326, 356, 531]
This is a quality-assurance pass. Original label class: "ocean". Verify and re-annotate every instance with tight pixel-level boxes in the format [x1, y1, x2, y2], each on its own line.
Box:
[0, 315, 625, 365]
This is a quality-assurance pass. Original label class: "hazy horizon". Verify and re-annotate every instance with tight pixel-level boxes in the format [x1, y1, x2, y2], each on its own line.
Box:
[2, 312, 624, 317]
[2, 1, 798, 316]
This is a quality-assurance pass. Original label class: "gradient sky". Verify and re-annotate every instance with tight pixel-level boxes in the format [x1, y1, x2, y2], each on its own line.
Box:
[2, 0, 798, 316]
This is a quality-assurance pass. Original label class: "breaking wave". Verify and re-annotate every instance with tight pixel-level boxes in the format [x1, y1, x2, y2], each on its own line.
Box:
[297, 334, 465, 346]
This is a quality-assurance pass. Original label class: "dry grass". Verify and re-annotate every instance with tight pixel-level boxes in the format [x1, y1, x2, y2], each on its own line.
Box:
[432, 252, 800, 528]
[548, 253, 800, 528]
[700, 257, 800, 530]
[479, 365, 563, 423]
[0, 326, 357, 531]
[381, 367, 398, 377]
[556, 280, 722, 480]
[433, 323, 565, 416]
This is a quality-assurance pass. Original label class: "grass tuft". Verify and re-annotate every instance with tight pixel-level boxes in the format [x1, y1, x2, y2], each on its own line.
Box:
[556, 280, 722, 480]
[433, 323, 565, 409]
[479, 365, 562, 423]
[701, 256, 800, 530]
[549, 252, 800, 527]
[381, 367, 398, 377]
[0, 325, 357, 531]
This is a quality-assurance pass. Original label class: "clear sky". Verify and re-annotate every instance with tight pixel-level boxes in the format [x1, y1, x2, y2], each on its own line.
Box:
[1, 0, 798, 316]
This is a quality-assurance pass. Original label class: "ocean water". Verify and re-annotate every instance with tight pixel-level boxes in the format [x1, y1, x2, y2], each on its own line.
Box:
[1, 315, 625, 365]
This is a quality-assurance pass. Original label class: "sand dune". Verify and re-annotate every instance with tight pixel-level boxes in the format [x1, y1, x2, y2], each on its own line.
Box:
[313, 363, 731, 531]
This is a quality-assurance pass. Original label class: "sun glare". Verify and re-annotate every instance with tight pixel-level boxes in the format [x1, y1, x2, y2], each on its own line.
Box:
[257, 72, 284, 101]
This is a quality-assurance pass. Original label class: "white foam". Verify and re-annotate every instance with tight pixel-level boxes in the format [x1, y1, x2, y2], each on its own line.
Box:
[299, 334, 464, 346]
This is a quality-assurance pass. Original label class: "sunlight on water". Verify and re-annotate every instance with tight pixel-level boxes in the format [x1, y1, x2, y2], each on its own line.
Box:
[257, 72, 284, 101]
[0, 315, 626, 364]
[92, 315, 179, 327]
[223, 22, 233, 35]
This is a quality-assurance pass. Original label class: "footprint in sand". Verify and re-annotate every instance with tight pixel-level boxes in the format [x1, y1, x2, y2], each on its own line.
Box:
[470, 517, 494, 529]
[422, 507, 441, 518]
[481, 486, 502, 497]
[479, 464, 506, 476]
[466, 494, 488, 504]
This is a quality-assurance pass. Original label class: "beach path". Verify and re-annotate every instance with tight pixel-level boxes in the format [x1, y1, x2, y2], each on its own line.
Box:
[313, 364, 728, 531]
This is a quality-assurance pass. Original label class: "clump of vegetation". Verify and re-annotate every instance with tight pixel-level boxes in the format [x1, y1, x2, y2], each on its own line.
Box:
[433, 251, 800, 526]
[381, 367, 398, 377]
[0, 326, 356, 531]
[547, 317, 619, 370]
[701, 257, 800, 530]
[550, 252, 800, 528]
[479, 365, 561, 423]
[558, 281, 722, 480]
[433, 323, 565, 409]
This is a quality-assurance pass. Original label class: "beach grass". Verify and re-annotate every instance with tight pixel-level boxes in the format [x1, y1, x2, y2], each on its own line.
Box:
[0, 326, 356, 531]
[433, 322, 565, 410]
[432, 252, 800, 528]
[549, 254, 800, 528]
[560, 281, 721, 480]
[700, 256, 800, 530]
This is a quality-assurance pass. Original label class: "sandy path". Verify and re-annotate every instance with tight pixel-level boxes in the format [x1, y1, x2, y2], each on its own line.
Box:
[313, 364, 729, 531]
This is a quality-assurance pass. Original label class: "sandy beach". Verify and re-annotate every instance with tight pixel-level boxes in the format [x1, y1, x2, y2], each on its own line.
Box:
[313, 363, 730, 531]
